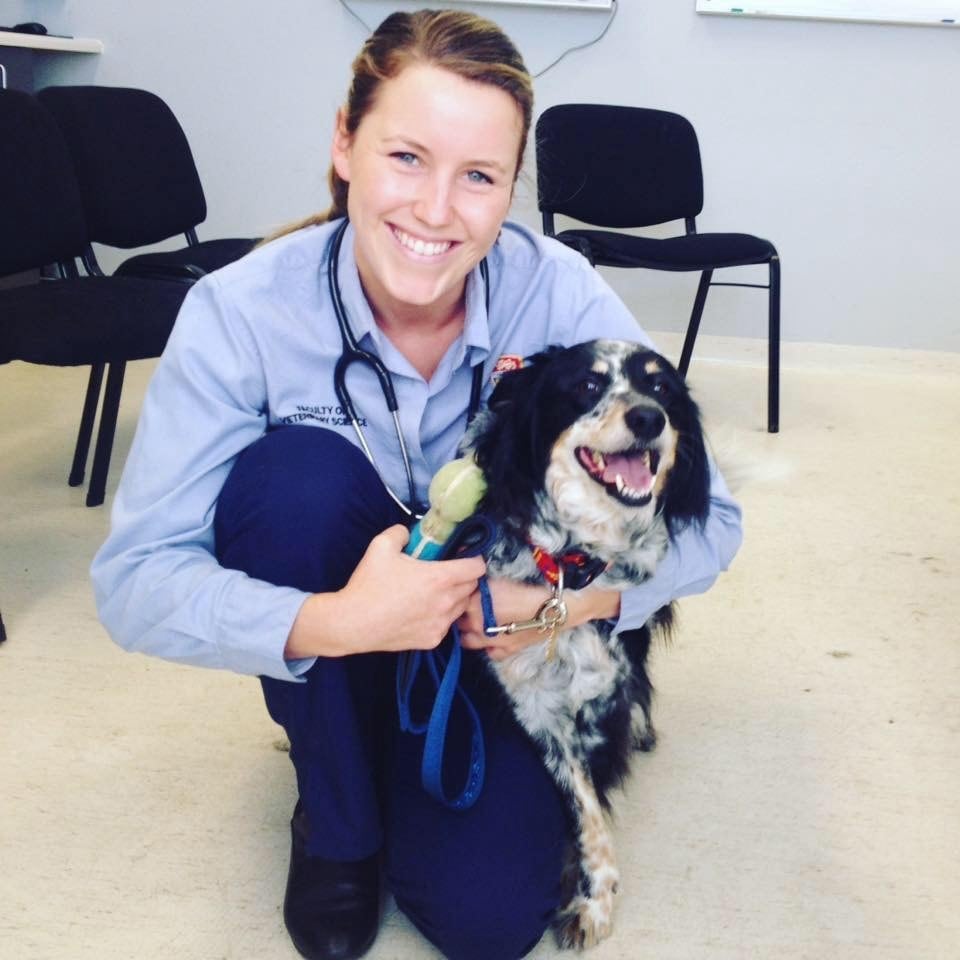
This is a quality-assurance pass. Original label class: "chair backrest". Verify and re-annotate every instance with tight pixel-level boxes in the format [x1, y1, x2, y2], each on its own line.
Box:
[536, 104, 705, 229]
[37, 85, 207, 249]
[0, 89, 89, 278]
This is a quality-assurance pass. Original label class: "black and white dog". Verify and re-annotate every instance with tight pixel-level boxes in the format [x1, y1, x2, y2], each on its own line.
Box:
[462, 339, 711, 949]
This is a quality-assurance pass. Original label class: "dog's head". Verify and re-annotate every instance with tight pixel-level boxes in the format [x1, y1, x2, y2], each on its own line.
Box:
[466, 340, 710, 544]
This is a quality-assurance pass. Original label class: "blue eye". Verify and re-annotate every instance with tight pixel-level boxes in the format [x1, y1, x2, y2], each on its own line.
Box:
[392, 151, 418, 165]
[467, 169, 493, 185]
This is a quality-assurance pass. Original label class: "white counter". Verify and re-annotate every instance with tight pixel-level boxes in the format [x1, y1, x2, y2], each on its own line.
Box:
[0, 33, 103, 54]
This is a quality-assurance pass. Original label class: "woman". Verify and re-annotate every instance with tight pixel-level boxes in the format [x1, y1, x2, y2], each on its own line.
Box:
[92, 10, 741, 960]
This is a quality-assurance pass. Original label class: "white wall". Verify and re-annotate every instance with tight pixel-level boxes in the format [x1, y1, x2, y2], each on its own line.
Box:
[16, 0, 960, 351]
[3, 0, 33, 24]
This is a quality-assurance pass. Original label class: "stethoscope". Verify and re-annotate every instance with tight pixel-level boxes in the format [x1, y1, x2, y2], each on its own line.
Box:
[327, 218, 487, 520]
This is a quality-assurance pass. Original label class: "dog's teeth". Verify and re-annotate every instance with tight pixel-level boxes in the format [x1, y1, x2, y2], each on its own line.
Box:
[593, 451, 606, 470]
[615, 474, 625, 493]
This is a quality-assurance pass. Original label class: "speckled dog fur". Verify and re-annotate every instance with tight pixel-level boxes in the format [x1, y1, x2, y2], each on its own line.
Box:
[462, 339, 710, 949]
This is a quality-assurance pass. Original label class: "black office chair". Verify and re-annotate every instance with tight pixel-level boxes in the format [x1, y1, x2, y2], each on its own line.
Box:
[0, 89, 189, 507]
[536, 104, 781, 433]
[37, 85, 256, 281]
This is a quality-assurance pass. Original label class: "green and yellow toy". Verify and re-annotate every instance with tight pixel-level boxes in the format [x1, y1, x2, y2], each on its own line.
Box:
[404, 455, 487, 560]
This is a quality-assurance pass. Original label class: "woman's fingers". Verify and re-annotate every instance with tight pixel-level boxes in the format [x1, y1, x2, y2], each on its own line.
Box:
[455, 578, 553, 655]
[336, 527, 486, 652]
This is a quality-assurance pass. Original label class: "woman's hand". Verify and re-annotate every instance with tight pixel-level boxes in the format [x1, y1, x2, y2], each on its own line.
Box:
[456, 578, 622, 662]
[285, 525, 486, 659]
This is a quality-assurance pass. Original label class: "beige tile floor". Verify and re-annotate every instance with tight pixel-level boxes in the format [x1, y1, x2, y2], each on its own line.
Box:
[1, 333, 958, 960]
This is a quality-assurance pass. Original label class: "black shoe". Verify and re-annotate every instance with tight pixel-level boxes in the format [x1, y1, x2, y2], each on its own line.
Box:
[283, 805, 382, 960]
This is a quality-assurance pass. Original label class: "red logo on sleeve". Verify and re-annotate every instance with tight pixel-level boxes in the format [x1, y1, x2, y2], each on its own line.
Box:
[492, 354, 523, 384]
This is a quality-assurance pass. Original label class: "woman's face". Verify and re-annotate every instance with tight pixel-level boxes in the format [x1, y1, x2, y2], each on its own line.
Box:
[332, 63, 523, 321]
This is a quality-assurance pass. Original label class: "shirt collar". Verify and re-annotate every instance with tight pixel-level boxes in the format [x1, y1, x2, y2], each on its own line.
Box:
[330, 220, 492, 365]
[333, 221, 377, 343]
[463, 261, 492, 362]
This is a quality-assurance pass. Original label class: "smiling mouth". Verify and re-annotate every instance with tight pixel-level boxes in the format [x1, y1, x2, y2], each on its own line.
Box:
[391, 226, 453, 258]
[576, 445, 660, 505]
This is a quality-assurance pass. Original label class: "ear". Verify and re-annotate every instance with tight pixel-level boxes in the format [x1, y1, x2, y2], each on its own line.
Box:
[331, 108, 353, 183]
[472, 359, 557, 529]
[662, 403, 711, 534]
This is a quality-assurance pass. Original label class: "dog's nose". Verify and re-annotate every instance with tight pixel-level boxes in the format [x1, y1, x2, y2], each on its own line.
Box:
[625, 405, 665, 440]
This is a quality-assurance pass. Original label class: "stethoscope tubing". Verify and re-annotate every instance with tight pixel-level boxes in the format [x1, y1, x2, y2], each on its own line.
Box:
[329, 219, 420, 515]
[327, 218, 487, 520]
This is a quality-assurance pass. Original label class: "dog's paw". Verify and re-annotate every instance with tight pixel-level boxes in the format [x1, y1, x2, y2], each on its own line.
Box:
[633, 724, 657, 752]
[630, 705, 657, 752]
[553, 894, 616, 950]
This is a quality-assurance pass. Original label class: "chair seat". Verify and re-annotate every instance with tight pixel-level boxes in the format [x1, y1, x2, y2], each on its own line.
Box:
[0, 276, 188, 366]
[114, 237, 258, 281]
[556, 229, 777, 271]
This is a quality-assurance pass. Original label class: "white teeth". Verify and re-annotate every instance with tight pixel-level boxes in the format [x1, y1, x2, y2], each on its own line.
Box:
[394, 228, 451, 257]
[594, 451, 606, 470]
[615, 472, 646, 502]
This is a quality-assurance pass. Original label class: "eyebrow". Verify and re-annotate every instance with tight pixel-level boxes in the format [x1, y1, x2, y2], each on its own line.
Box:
[383, 136, 511, 177]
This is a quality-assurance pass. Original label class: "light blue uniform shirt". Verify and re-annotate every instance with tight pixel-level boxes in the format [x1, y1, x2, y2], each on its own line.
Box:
[91, 220, 742, 681]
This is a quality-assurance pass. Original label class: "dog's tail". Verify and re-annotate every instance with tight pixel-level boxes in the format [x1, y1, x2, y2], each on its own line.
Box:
[705, 423, 794, 495]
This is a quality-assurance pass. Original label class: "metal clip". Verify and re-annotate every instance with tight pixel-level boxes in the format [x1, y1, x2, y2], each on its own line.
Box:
[485, 568, 568, 661]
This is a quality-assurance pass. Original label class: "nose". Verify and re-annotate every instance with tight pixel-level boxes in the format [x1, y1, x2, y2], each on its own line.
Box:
[625, 405, 665, 441]
[413, 175, 454, 227]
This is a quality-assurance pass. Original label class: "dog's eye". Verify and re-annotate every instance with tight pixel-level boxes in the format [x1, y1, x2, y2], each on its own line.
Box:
[651, 379, 669, 396]
[576, 375, 605, 398]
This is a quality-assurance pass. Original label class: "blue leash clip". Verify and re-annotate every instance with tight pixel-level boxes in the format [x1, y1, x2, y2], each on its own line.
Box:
[396, 514, 498, 810]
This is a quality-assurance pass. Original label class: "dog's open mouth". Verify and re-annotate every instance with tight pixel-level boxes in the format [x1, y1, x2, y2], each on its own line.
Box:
[576, 445, 659, 505]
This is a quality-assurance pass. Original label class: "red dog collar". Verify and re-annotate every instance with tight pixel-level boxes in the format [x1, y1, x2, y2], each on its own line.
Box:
[529, 543, 607, 591]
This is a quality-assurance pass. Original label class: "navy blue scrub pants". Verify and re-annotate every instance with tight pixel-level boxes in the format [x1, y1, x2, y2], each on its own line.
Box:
[213, 426, 569, 960]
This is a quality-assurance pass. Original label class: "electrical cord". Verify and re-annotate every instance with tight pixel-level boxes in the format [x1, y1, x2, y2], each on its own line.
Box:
[338, 0, 373, 34]
[337, 0, 618, 78]
[533, 0, 618, 77]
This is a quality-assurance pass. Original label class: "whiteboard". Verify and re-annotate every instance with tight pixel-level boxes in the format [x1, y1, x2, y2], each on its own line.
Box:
[695, 0, 960, 25]
[353, 0, 614, 9]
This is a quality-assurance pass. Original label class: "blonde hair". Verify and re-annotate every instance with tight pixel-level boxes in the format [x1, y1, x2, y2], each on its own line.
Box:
[266, 9, 532, 242]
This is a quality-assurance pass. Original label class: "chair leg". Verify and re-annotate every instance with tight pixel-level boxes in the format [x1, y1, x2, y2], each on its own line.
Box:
[85, 361, 126, 508]
[678, 269, 713, 377]
[0, 609, 6, 643]
[767, 256, 781, 434]
[69, 363, 105, 487]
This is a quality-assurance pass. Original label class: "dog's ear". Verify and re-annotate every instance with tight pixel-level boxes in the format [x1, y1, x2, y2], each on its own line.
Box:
[472, 349, 563, 528]
[662, 392, 711, 534]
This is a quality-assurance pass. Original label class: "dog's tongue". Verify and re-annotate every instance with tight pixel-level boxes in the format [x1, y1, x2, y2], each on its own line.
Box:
[602, 452, 652, 490]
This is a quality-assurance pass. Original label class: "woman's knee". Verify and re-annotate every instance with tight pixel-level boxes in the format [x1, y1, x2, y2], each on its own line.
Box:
[214, 426, 403, 590]
[385, 717, 569, 960]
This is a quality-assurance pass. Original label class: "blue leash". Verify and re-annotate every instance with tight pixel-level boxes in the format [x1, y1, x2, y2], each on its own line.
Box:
[396, 514, 498, 810]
